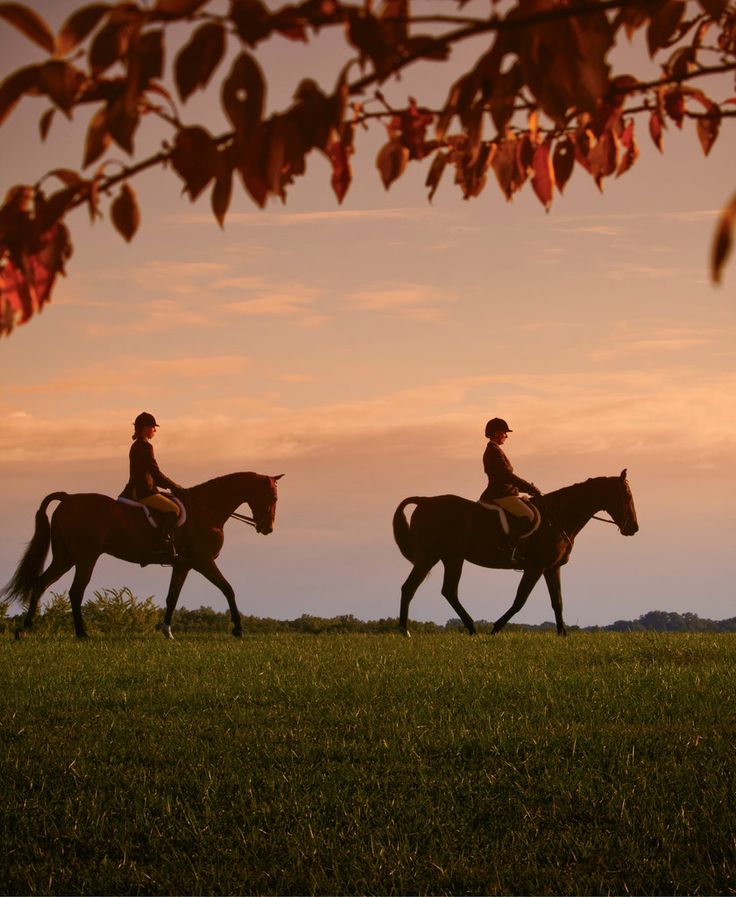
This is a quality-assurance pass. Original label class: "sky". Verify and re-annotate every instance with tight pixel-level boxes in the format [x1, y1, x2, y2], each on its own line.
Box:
[1, 2, 735, 628]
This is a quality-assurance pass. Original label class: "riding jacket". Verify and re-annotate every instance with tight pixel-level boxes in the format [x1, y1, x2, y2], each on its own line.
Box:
[479, 440, 538, 502]
[120, 437, 181, 500]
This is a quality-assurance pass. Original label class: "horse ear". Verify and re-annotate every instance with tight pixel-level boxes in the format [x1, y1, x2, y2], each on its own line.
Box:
[620, 469, 627, 479]
[272, 474, 284, 480]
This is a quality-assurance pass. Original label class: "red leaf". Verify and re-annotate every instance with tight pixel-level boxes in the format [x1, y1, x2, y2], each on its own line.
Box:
[376, 139, 409, 190]
[425, 151, 448, 202]
[588, 130, 619, 190]
[110, 183, 139, 241]
[552, 136, 575, 193]
[222, 52, 265, 137]
[154, 0, 210, 16]
[39, 106, 54, 140]
[696, 0, 728, 15]
[711, 192, 736, 284]
[327, 132, 353, 204]
[663, 87, 685, 128]
[0, 221, 71, 333]
[38, 60, 84, 117]
[211, 164, 233, 227]
[57, 4, 111, 55]
[616, 120, 639, 176]
[175, 22, 225, 102]
[0, 64, 40, 127]
[171, 126, 219, 200]
[230, 0, 273, 46]
[0, 3, 55, 53]
[83, 106, 111, 166]
[491, 137, 520, 201]
[649, 109, 664, 152]
[646, 0, 686, 56]
[530, 143, 554, 210]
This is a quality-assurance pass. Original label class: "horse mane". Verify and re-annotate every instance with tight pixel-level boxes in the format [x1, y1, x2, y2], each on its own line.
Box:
[187, 471, 263, 496]
[543, 476, 609, 504]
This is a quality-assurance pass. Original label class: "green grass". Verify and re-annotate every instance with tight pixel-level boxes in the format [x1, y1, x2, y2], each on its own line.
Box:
[1, 632, 734, 895]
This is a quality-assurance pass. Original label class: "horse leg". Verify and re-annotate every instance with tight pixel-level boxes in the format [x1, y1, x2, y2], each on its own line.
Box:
[544, 566, 567, 636]
[399, 558, 436, 637]
[193, 558, 242, 637]
[68, 558, 97, 639]
[441, 556, 476, 635]
[492, 567, 544, 635]
[21, 554, 73, 634]
[160, 563, 191, 640]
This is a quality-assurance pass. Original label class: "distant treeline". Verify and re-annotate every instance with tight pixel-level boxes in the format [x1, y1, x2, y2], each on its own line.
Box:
[1, 589, 734, 635]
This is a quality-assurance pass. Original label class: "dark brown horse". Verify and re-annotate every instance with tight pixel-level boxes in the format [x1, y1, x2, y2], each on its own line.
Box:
[393, 470, 638, 637]
[2, 472, 283, 639]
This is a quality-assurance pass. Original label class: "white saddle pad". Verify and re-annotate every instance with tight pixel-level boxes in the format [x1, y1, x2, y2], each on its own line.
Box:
[116, 495, 187, 528]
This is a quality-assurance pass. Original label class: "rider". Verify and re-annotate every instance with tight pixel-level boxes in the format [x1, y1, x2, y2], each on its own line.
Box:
[120, 412, 185, 560]
[479, 417, 541, 557]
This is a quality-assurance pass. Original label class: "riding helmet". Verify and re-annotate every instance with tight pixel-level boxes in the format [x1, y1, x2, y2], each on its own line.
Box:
[485, 417, 512, 437]
[134, 411, 158, 430]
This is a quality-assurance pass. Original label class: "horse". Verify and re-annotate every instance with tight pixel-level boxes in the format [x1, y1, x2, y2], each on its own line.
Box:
[2, 472, 283, 640]
[392, 470, 638, 637]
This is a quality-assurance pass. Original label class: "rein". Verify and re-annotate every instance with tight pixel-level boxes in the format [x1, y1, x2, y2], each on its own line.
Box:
[230, 511, 257, 527]
[540, 499, 617, 526]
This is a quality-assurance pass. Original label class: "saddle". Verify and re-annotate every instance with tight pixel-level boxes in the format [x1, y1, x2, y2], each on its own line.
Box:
[477, 499, 541, 540]
[116, 495, 187, 528]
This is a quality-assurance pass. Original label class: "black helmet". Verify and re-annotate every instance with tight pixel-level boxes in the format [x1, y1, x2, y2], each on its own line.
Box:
[485, 417, 512, 437]
[134, 411, 158, 430]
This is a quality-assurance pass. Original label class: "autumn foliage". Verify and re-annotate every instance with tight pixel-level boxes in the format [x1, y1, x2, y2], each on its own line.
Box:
[0, 0, 734, 333]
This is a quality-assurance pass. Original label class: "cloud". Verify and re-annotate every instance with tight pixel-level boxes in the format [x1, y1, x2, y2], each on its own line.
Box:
[8, 355, 253, 398]
[167, 208, 443, 227]
[588, 324, 719, 361]
[342, 283, 452, 320]
[556, 225, 623, 236]
[6, 368, 735, 470]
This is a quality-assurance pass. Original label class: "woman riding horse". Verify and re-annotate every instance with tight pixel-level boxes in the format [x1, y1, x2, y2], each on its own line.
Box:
[119, 412, 185, 561]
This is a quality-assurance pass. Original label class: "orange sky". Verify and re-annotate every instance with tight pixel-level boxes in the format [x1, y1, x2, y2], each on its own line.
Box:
[1, 2, 735, 626]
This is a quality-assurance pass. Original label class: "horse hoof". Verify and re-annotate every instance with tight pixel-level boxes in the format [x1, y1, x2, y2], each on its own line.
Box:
[14, 628, 25, 640]
[159, 624, 174, 640]
[400, 626, 411, 639]
[232, 629, 243, 639]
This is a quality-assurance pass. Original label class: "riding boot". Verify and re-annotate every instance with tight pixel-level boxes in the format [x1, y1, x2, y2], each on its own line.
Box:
[157, 513, 179, 561]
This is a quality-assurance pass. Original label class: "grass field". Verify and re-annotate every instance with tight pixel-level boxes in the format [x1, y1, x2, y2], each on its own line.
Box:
[1, 631, 734, 896]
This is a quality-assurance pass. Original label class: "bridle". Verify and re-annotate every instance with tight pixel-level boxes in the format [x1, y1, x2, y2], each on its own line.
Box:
[230, 511, 257, 528]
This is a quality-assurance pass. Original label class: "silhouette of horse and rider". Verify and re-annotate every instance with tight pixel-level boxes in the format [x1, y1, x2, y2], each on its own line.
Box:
[2, 413, 638, 639]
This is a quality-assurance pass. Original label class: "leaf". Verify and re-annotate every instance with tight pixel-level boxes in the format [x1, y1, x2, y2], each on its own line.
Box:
[530, 143, 554, 210]
[57, 4, 111, 55]
[425, 151, 448, 202]
[327, 131, 353, 204]
[211, 165, 233, 227]
[175, 22, 226, 102]
[83, 106, 111, 166]
[0, 3, 55, 53]
[588, 129, 619, 190]
[663, 87, 684, 128]
[552, 136, 575, 193]
[171, 126, 219, 200]
[0, 64, 40, 127]
[110, 183, 139, 241]
[646, 0, 686, 57]
[89, 20, 129, 75]
[616, 120, 639, 177]
[154, 0, 210, 17]
[138, 29, 164, 86]
[696, 108, 720, 156]
[39, 106, 54, 140]
[696, 0, 728, 15]
[711, 192, 736, 285]
[491, 136, 520, 201]
[230, 0, 273, 46]
[376, 139, 409, 190]
[649, 109, 664, 152]
[38, 61, 84, 117]
[222, 52, 265, 137]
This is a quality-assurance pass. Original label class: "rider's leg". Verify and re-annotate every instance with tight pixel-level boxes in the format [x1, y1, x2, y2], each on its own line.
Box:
[493, 495, 536, 558]
[139, 494, 181, 557]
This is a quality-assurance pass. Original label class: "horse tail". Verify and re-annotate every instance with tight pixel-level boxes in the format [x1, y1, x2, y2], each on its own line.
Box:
[1, 492, 68, 606]
[392, 497, 421, 562]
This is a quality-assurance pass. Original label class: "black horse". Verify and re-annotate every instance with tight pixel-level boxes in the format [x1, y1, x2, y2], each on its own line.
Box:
[393, 470, 638, 636]
[2, 472, 282, 639]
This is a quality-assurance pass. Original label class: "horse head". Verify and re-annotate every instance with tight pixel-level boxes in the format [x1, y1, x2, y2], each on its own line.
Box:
[250, 474, 284, 535]
[607, 469, 639, 536]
